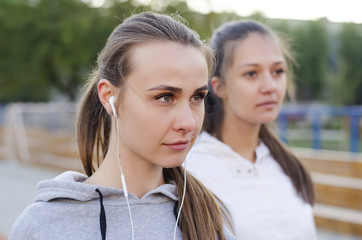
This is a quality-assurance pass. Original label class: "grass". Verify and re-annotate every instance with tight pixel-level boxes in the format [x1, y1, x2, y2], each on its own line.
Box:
[287, 139, 362, 152]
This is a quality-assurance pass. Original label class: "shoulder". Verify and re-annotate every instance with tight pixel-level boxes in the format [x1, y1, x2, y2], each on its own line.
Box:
[187, 132, 242, 176]
[9, 199, 100, 240]
[188, 132, 234, 164]
[9, 202, 48, 239]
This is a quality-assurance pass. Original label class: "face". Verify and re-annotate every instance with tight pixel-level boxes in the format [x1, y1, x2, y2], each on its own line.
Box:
[216, 32, 287, 127]
[116, 41, 209, 170]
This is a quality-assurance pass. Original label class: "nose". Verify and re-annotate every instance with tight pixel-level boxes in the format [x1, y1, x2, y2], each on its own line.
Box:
[260, 72, 277, 93]
[173, 103, 196, 133]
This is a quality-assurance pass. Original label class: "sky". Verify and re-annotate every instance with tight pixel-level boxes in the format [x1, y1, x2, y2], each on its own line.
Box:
[187, 0, 362, 23]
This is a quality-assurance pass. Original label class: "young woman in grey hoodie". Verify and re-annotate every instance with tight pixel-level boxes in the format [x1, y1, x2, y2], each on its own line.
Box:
[9, 12, 234, 240]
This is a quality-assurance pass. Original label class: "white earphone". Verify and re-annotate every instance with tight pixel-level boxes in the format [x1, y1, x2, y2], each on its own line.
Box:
[108, 96, 134, 239]
[109, 96, 117, 117]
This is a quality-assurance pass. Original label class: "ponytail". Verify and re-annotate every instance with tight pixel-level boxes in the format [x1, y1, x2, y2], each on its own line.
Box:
[75, 12, 232, 239]
[203, 90, 224, 140]
[76, 70, 111, 176]
[164, 167, 233, 240]
[259, 124, 315, 205]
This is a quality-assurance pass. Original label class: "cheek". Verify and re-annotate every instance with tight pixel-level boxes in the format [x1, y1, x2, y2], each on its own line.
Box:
[278, 79, 287, 100]
[120, 102, 156, 136]
[228, 81, 256, 105]
[192, 105, 205, 129]
[196, 108, 205, 127]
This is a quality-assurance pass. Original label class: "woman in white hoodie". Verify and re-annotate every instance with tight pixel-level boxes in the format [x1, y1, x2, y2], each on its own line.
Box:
[10, 12, 234, 240]
[187, 20, 317, 240]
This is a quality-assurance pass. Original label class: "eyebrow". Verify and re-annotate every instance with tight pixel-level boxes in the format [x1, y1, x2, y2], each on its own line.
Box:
[194, 85, 208, 93]
[147, 85, 182, 93]
[147, 84, 208, 94]
[237, 61, 285, 69]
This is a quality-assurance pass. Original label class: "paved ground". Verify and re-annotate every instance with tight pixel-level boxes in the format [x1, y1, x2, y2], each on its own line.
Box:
[0, 158, 361, 239]
[0, 159, 62, 237]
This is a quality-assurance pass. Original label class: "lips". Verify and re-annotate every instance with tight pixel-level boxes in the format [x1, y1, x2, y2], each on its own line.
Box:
[257, 100, 277, 108]
[164, 140, 189, 151]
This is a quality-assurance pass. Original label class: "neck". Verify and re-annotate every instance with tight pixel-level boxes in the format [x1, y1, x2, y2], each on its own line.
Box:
[221, 112, 260, 162]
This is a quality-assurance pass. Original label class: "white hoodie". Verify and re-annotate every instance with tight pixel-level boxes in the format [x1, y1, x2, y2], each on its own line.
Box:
[186, 132, 317, 240]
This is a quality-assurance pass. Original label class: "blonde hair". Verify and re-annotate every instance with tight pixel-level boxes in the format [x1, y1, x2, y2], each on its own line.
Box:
[76, 12, 232, 239]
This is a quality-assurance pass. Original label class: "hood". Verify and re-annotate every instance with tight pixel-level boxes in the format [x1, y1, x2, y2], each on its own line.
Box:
[35, 171, 178, 203]
[22, 171, 182, 240]
[191, 132, 271, 162]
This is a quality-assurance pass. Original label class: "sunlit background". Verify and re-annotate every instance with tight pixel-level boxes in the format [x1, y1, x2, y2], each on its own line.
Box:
[91, 0, 362, 23]
[0, 0, 361, 239]
[188, 0, 362, 23]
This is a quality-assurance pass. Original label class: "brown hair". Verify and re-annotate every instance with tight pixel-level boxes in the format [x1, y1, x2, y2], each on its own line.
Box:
[76, 12, 232, 239]
[204, 20, 314, 205]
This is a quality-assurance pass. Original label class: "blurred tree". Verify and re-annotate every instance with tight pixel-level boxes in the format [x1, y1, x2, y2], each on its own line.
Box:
[0, 0, 133, 102]
[34, 0, 112, 101]
[291, 19, 329, 102]
[0, 0, 52, 102]
[336, 22, 362, 105]
[248, 11, 267, 24]
[1, 0, 361, 105]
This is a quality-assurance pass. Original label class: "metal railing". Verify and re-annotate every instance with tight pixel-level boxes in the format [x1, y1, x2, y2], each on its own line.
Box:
[278, 105, 362, 153]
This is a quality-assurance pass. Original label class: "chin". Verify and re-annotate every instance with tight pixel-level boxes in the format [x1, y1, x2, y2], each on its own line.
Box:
[257, 118, 276, 125]
[260, 113, 279, 123]
[162, 158, 186, 169]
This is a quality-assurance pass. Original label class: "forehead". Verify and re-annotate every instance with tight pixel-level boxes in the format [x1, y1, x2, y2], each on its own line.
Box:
[231, 32, 284, 66]
[130, 40, 205, 67]
[125, 41, 208, 88]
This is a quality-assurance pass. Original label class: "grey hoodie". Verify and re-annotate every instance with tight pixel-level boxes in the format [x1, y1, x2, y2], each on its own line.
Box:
[9, 171, 235, 240]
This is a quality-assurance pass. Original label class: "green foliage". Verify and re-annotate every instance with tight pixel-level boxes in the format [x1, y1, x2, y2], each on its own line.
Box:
[0, 0, 52, 102]
[0, 0, 132, 102]
[291, 19, 329, 101]
[33, 0, 105, 100]
[0, 0, 362, 104]
[336, 23, 362, 104]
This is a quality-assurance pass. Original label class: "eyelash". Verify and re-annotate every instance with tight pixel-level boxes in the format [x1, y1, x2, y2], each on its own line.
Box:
[155, 91, 208, 103]
[155, 93, 174, 103]
[192, 91, 207, 102]
[243, 68, 285, 78]
[244, 71, 257, 78]
[275, 68, 285, 75]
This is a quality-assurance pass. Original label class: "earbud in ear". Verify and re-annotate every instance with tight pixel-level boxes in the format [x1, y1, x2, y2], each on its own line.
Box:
[108, 96, 117, 117]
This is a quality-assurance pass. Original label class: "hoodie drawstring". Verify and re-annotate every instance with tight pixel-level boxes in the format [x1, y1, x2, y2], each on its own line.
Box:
[96, 189, 107, 240]
[173, 200, 180, 228]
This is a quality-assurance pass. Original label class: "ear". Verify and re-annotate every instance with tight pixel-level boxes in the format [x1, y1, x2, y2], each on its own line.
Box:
[210, 76, 227, 100]
[98, 79, 117, 117]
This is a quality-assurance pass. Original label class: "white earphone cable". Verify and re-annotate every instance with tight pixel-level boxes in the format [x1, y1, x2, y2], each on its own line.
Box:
[115, 117, 135, 240]
[173, 160, 187, 240]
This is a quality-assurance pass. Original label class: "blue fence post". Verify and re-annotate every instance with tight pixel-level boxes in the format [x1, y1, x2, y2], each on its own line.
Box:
[349, 113, 360, 153]
[0, 104, 5, 126]
[278, 112, 288, 144]
[312, 112, 321, 150]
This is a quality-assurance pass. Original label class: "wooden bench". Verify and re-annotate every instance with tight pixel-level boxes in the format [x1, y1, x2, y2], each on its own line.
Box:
[294, 148, 362, 237]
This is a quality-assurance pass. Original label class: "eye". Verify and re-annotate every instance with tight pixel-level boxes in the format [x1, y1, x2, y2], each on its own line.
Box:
[244, 71, 257, 78]
[156, 93, 174, 103]
[192, 91, 208, 103]
[275, 68, 285, 75]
